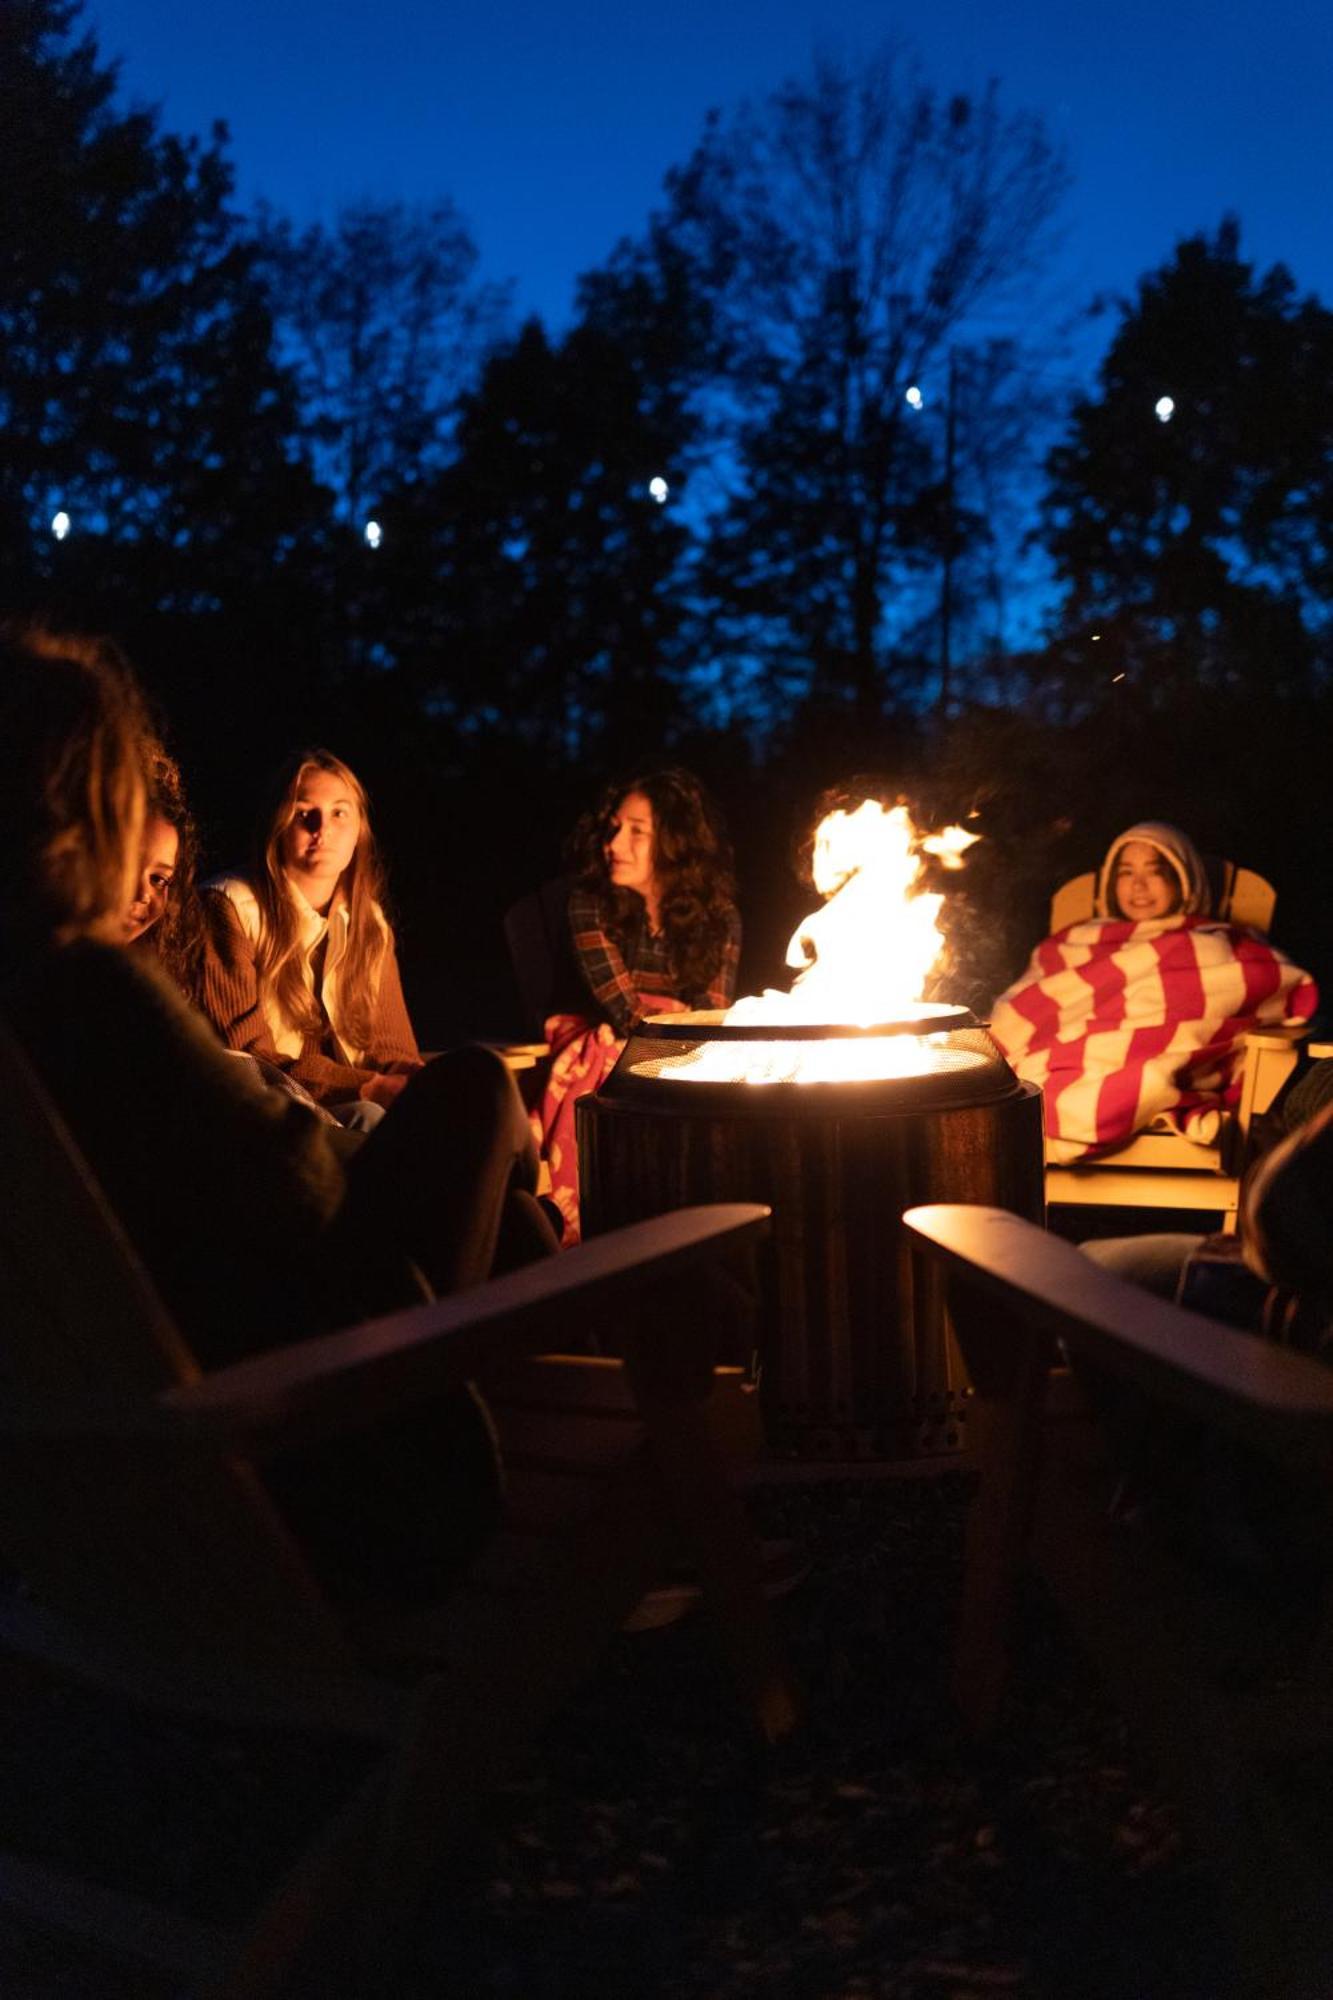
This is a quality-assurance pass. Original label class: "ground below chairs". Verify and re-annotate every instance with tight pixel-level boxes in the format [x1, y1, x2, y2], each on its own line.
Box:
[0, 1019, 796, 1996]
[905, 1200, 1333, 1999]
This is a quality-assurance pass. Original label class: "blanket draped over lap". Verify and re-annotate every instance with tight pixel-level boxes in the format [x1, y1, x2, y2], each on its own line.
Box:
[989, 916, 1318, 1160]
[536, 1012, 625, 1244]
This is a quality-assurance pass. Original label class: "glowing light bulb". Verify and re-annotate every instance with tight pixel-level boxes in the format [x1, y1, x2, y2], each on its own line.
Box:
[363, 519, 382, 549]
[1155, 396, 1175, 423]
[51, 510, 70, 541]
[648, 476, 669, 504]
[905, 385, 924, 410]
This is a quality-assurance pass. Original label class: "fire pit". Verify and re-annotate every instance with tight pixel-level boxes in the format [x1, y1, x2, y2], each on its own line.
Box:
[578, 1005, 1044, 1459]
[576, 798, 1043, 1459]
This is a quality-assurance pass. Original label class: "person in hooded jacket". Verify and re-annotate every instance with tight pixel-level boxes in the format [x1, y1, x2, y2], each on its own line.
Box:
[990, 821, 1316, 1160]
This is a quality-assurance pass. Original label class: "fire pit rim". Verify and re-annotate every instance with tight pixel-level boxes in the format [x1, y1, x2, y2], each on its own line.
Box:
[640, 1004, 979, 1043]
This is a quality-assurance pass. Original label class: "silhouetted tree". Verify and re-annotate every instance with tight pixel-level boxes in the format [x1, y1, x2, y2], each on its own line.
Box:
[374, 313, 696, 763]
[640, 47, 1067, 726]
[1038, 220, 1333, 716]
[0, 0, 325, 631]
[256, 199, 511, 530]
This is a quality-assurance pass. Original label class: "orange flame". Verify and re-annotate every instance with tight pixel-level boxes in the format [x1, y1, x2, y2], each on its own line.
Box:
[656, 800, 981, 1086]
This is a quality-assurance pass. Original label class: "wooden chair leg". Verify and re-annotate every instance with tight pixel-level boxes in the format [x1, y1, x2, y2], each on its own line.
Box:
[638, 1396, 801, 1744]
[945, 1280, 1055, 1735]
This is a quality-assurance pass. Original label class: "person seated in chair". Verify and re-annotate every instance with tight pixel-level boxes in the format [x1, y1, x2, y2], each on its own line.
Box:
[538, 767, 741, 1242]
[198, 748, 428, 1135]
[1081, 1088, 1333, 1590]
[990, 820, 1316, 1162]
[123, 740, 209, 1003]
[0, 623, 558, 1608]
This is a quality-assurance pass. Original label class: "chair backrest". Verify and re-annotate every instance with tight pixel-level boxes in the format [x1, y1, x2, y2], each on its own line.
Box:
[0, 1019, 349, 1672]
[1050, 857, 1276, 934]
[504, 874, 576, 1038]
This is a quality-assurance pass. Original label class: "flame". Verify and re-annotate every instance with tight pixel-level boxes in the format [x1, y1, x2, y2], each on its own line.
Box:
[655, 800, 982, 1086]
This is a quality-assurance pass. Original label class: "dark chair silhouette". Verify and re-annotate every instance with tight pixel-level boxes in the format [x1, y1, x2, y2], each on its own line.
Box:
[0, 1017, 796, 1995]
[502, 873, 574, 1046]
[906, 1200, 1333, 1999]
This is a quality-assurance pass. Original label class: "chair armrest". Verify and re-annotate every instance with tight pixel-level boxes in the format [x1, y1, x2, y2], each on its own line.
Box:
[1236, 1022, 1310, 1133]
[162, 1204, 770, 1451]
[904, 1204, 1333, 1469]
[482, 1041, 551, 1072]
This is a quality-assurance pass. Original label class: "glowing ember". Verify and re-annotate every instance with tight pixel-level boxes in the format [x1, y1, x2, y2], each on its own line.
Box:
[660, 800, 981, 1086]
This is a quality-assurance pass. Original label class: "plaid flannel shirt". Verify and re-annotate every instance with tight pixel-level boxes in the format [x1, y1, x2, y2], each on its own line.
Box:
[568, 885, 740, 1036]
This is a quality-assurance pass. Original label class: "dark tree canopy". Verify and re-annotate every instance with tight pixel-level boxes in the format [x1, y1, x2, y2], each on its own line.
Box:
[374, 313, 695, 763]
[255, 198, 511, 529]
[0, 0, 324, 629]
[1040, 220, 1333, 713]
[636, 47, 1067, 725]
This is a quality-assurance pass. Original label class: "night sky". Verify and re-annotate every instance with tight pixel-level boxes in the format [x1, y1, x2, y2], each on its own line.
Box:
[88, 0, 1333, 382]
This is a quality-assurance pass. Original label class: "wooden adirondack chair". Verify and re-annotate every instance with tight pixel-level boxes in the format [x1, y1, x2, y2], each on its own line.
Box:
[904, 1201, 1333, 1999]
[1042, 860, 1306, 1229]
[0, 1019, 797, 1997]
[503, 874, 574, 1048]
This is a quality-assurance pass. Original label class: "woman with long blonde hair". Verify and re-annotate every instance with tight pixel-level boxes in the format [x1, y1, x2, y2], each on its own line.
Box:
[201, 748, 421, 1112]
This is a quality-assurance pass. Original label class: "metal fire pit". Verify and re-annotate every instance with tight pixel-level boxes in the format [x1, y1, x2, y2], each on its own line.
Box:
[577, 1007, 1044, 1461]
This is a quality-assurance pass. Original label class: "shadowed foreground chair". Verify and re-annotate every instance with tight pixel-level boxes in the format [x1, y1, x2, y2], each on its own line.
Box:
[905, 1201, 1333, 2000]
[1042, 859, 1305, 1229]
[0, 1020, 797, 1996]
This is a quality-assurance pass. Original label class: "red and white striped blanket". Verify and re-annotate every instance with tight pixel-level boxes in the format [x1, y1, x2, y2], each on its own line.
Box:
[990, 917, 1318, 1159]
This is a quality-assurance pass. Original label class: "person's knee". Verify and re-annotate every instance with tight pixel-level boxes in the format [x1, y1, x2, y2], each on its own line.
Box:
[413, 1043, 533, 1172]
[427, 1042, 517, 1112]
[1081, 1233, 1203, 1300]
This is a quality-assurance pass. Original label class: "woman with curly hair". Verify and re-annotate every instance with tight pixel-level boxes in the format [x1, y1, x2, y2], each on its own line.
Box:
[540, 767, 741, 1240]
[199, 748, 423, 1118]
[123, 742, 208, 1001]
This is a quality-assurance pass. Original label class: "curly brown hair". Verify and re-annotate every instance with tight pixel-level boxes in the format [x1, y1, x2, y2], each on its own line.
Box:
[135, 743, 208, 999]
[569, 766, 737, 996]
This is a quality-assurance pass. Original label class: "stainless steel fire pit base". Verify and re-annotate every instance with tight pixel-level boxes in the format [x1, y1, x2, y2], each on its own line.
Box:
[577, 1080, 1045, 1461]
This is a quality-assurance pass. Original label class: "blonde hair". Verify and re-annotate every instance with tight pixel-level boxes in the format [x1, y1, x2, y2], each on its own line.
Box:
[250, 748, 389, 1052]
[0, 624, 149, 952]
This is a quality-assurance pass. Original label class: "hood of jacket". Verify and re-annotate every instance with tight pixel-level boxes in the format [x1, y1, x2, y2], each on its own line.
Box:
[1094, 821, 1211, 919]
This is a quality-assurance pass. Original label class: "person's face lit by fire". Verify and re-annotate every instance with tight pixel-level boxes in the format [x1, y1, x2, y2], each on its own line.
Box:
[605, 791, 658, 904]
[123, 814, 179, 943]
[282, 767, 362, 913]
[1112, 840, 1182, 921]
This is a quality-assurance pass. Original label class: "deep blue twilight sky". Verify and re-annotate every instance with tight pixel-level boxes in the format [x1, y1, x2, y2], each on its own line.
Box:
[88, 0, 1333, 381]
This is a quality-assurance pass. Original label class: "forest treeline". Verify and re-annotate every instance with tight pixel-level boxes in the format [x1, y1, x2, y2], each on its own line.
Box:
[5, 0, 1333, 1031]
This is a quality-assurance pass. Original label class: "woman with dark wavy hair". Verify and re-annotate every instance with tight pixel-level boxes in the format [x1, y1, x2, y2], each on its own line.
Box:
[540, 767, 741, 1240]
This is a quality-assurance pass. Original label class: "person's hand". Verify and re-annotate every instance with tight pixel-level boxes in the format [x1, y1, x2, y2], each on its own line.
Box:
[639, 994, 690, 1016]
[361, 1070, 411, 1109]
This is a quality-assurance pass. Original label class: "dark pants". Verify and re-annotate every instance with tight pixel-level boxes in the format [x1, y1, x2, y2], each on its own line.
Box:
[1079, 1233, 1325, 1598]
[344, 1042, 556, 1293]
[271, 1046, 560, 1605]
